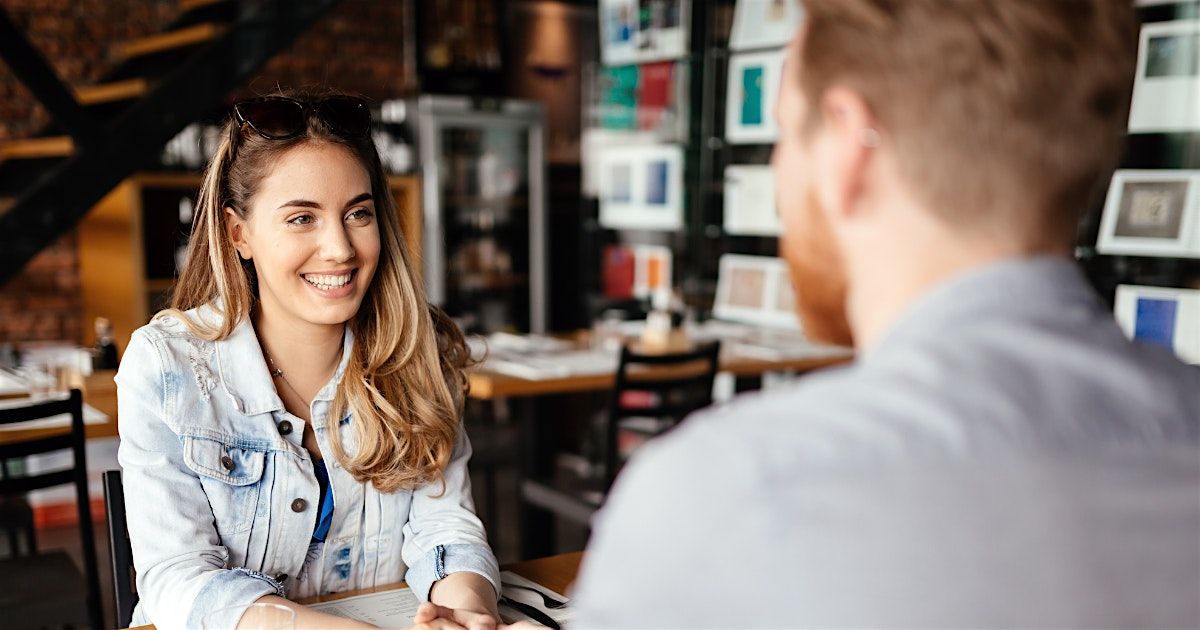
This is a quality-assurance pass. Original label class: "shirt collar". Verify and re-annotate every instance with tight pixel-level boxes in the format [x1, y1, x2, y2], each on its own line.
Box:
[215, 311, 356, 414]
[865, 255, 1100, 362]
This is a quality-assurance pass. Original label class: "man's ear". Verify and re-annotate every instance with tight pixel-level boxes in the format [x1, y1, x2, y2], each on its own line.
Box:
[225, 207, 252, 260]
[815, 86, 879, 223]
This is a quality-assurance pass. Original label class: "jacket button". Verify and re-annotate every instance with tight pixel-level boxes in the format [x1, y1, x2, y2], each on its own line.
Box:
[275, 573, 288, 583]
[278, 420, 293, 436]
[220, 456, 235, 471]
[291, 498, 307, 512]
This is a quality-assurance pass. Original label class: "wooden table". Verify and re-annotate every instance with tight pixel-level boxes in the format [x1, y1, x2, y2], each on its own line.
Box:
[126, 552, 584, 629]
[469, 338, 851, 557]
[468, 352, 850, 399]
[0, 370, 118, 446]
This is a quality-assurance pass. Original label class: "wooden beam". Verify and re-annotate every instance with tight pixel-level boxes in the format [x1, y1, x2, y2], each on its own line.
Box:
[118, 23, 224, 60]
[0, 8, 96, 142]
[74, 78, 149, 106]
[0, 136, 74, 159]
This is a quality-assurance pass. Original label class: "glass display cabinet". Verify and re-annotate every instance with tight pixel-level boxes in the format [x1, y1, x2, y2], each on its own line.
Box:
[411, 96, 548, 334]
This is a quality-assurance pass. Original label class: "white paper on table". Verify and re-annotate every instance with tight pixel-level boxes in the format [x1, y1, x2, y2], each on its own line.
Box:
[303, 573, 575, 628]
[486, 349, 619, 381]
[0, 400, 108, 431]
[0, 370, 26, 396]
[306, 587, 421, 627]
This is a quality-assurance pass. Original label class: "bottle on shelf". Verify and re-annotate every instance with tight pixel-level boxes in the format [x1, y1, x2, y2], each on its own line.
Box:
[92, 317, 120, 371]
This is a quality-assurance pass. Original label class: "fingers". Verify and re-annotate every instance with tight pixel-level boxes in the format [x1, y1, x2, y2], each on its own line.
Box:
[411, 619, 470, 630]
[413, 602, 456, 624]
[498, 622, 544, 630]
[411, 604, 500, 630]
[448, 609, 498, 630]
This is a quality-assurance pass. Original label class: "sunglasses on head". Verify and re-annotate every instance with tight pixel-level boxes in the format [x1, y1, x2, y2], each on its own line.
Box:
[232, 95, 372, 141]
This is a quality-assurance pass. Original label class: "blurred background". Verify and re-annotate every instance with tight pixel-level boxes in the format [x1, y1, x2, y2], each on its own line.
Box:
[0, 1, 1197, 628]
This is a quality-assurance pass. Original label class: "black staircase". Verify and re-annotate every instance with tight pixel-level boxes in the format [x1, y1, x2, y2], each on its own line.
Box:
[0, 0, 344, 284]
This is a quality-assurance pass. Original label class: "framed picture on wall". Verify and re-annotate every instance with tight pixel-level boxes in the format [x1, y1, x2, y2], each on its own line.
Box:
[1128, 19, 1200, 132]
[725, 49, 786, 144]
[723, 165, 781, 236]
[600, 0, 691, 66]
[597, 143, 685, 231]
[730, 0, 804, 52]
[1114, 284, 1200, 364]
[713, 254, 800, 329]
[1097, 170, 1200, 258]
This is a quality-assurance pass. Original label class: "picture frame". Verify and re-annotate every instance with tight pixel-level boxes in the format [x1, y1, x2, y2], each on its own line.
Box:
[1096, 169, 1200, 258]
[1113, 284, 1200, 364]
[713, 254, 800, 329]
[725, 49, 786, 144]
[600, 0, 691, 66]
[597, 143, 685, 231]
[1128, 19, 1200, 132]
[729, 0, 804, 52]
[723, 165, 781, 236]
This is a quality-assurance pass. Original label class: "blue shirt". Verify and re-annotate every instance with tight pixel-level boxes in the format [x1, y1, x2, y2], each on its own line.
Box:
[574, 257, 1200, 628]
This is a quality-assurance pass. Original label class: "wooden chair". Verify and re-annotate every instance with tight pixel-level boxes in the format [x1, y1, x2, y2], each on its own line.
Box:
[520, 342, 722, 528]
[104, 469, 138, 629]
[0, 389, 103, 630]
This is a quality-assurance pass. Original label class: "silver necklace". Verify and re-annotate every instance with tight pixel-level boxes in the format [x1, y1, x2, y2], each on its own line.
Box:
[266, 353, 310, 409]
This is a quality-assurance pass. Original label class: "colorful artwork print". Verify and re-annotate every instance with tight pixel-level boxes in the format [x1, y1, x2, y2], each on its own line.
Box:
[1114, 181, 1188, 239]
[1129, 20, 1200, 132]
[599, 65, 639, 129]
[1134, 297, 1178, 350]
[740, 66, 765, 125]
[726, 49, 785, 143]
[1146, 33, 1199, 78]
[727, 267, 767, 309]
[609, 163, 633, 203]
[646, 160, 669, 205]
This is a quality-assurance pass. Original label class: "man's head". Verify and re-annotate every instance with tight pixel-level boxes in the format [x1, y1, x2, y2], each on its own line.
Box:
[773, 0, 1137, 346]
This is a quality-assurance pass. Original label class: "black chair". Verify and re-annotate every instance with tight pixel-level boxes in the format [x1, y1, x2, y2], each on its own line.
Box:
[0, 389, 103, 630]
[103, 470, 138, 629]
[0, 469, 37, 556]
[521, 341, 722, 528]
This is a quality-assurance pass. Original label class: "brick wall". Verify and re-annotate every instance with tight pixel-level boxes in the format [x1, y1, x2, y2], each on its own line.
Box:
[0, 0, 177, 345]
[238, 0, 414, 101]
[0, 0, 414, 345]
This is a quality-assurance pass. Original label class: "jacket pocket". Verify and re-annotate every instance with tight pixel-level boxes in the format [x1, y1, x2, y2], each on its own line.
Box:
[182, 435, 267, 534]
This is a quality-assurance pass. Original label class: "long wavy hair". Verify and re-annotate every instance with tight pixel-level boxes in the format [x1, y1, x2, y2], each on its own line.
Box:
[161, 87, 472, 492]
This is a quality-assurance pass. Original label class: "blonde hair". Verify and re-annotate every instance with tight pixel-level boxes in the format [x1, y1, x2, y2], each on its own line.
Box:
[162, 87, 471, 492]
[798, 0, 1138, 244]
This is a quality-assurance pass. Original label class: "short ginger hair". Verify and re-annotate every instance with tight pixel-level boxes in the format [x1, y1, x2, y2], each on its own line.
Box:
[798, 0, 1138, 244]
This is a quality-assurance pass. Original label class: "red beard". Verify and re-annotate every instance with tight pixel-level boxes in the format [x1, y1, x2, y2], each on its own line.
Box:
[781, 188, 855, 347]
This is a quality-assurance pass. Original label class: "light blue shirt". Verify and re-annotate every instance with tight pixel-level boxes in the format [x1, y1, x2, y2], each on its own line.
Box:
[116, 304, 499, 629]
[574, 257, 1200, 628]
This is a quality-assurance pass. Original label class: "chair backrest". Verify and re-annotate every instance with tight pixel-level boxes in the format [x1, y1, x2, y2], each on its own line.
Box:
[604, 341, 721, 488]
[0, 389, 103, 630]
[103, 469, 138, 628]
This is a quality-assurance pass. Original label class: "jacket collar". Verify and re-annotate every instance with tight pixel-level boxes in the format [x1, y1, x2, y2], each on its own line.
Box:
[212, 307, 356, 415]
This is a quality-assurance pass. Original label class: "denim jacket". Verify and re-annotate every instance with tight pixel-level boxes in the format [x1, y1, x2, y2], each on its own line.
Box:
[115, 304, 500, 629]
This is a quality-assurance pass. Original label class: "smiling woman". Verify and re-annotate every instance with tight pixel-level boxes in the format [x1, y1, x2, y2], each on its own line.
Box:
[113, 88, 504, 630]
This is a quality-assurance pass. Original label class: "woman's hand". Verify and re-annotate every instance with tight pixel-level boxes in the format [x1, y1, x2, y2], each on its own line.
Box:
[410, 605, 548, 630]
[412, 602, 498, 630]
